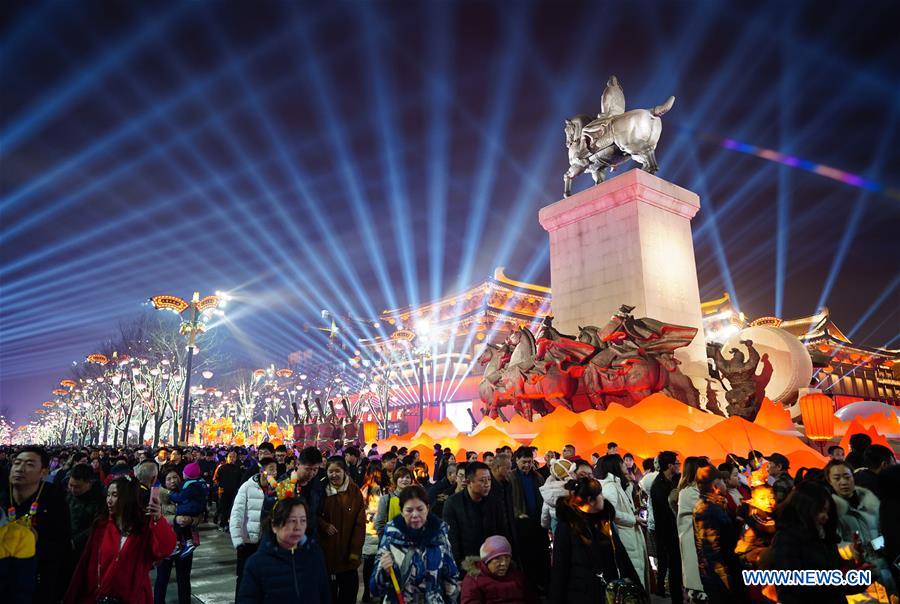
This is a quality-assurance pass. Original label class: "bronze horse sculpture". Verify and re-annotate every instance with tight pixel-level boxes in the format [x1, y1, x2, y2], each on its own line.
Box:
[563, 76, 675, 197]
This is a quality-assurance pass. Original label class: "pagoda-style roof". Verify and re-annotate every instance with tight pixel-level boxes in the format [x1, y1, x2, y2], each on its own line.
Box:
[380, 267, 551, 336]
[776, 308, 851, 344]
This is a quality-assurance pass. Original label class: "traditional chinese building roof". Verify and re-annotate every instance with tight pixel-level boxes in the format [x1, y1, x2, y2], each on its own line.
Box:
[361, 267, 551, 353]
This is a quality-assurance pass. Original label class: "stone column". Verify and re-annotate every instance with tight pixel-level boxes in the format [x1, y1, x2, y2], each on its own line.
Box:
[538, 169, 707, 376]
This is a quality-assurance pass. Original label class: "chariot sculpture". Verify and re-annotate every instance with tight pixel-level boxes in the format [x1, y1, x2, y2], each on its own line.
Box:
[478, 306, 701, 421]
[563, 76, 675, 197]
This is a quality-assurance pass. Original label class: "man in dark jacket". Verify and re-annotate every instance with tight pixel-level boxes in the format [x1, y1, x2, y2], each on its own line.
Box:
[650, 450, 682, 603]
[487, 454, 518, 547]
[64, 463, 105, 592]
[343, 446, 364, 486]
[295, 446, 326, 540]
[214, 450, 244, 530]
[443, 462, 508, 571]
[427, 462, 458, 518]
[845, 433, 871, 470]
[0, 446, 72, 603]
[508, 446, 549, 594]
[65, 464, 105, 554]
[853, 444, 895, 498]
[160, 447, 186, 480]
[765, 453, 795, 504]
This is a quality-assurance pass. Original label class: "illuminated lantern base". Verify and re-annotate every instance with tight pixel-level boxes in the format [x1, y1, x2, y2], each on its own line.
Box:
[373, 393, 846, 472]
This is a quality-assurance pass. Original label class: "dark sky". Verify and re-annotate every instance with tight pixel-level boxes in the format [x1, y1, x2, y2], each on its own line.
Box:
[2, 0, 899, 426]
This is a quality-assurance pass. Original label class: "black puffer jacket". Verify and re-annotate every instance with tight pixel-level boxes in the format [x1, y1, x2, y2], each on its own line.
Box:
[768, 525, 864, 604]
[237, 535, 330, 603]
[443, 489, 509, 568]
[550, 502, 639, 604]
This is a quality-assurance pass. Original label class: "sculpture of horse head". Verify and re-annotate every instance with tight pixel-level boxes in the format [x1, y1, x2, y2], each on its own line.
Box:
[477, 343, 501, 366]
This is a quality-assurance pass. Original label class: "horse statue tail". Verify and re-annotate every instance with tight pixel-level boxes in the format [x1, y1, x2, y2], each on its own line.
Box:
[651, 96, 675, 117]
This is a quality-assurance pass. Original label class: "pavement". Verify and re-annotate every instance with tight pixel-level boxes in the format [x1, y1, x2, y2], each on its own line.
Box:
[156, 522, 236, 604]
[157, 521, 670, 604]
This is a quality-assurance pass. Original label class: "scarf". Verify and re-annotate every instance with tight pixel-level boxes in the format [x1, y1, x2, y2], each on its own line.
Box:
[325, 475, 350, 496]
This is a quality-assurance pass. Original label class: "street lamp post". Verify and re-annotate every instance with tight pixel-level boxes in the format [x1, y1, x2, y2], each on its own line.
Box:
[414, 321, 434, 427]
[418, 354, 425, 425]
[150, 291, 224, 444]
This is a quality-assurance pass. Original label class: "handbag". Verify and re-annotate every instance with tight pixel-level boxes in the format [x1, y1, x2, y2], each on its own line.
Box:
[606, 518, 649, 604]
[605, 578, 649, 604]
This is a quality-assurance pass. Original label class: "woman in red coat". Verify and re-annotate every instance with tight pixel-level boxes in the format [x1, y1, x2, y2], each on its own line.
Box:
[461, 535, 536, 604]
[65, 475, 176, 604]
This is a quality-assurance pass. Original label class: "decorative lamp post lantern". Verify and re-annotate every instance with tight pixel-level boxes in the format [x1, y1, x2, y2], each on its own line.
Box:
[799, 389, 835, 452]
[150, 290, 225, 443]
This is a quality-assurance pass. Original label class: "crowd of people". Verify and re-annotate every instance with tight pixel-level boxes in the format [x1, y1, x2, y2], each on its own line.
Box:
[0, 431, 897, 603]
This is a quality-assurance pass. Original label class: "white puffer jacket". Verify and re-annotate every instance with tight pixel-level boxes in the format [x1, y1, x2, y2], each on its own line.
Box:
[539, 475, 570, 530]
[230, 475, 266, 548]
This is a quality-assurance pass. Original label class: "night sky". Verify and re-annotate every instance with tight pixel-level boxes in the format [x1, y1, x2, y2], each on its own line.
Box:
[2, 0, 899, 426]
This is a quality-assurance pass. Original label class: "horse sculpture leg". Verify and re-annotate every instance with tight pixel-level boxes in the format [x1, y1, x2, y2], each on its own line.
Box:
[587, 391, 607, 411]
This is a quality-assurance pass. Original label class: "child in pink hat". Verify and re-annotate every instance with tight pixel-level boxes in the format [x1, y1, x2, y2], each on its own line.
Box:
[167, 462, 209, 557]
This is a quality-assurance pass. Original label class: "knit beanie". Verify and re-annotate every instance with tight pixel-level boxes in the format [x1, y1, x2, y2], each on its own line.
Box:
[183, 462, 201, 480]
[480, 535, 512, 563]
[550, 458, 575, 481]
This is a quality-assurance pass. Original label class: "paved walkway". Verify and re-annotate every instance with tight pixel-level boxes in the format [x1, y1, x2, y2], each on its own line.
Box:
[156, 523, 236, 604]
[158, 522, 668, 604]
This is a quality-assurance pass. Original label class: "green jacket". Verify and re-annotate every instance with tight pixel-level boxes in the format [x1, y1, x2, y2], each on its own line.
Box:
[66, 482, 105, 552]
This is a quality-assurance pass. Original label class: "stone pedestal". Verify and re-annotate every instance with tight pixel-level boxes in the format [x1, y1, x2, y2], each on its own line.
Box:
[538, 169, 708, 376]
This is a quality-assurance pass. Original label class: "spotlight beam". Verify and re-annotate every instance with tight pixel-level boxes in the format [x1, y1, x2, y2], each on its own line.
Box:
[454, 7, 530, 294]
[0, 4, 190, 154]
[814, 111, 897, 313]
[0, 8, 329, 216]
[294, 7, 402, 315]
[200, 4, 397, 351]
[847, 274, 900, 339]
[360, 3, 419, 313]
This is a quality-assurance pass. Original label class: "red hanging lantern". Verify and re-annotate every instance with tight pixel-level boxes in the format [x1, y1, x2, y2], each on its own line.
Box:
[799, 391, 835, 442]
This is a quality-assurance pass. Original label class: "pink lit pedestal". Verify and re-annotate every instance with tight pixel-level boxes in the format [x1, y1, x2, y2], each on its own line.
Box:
[538, 169, 708, 377]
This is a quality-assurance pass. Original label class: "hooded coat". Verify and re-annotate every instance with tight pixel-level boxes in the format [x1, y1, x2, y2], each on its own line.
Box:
[460, 557, 535, 604]
[370, 514, 459, 604]
[237, 534, 330, 603]
[550, 502, 640, 604]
